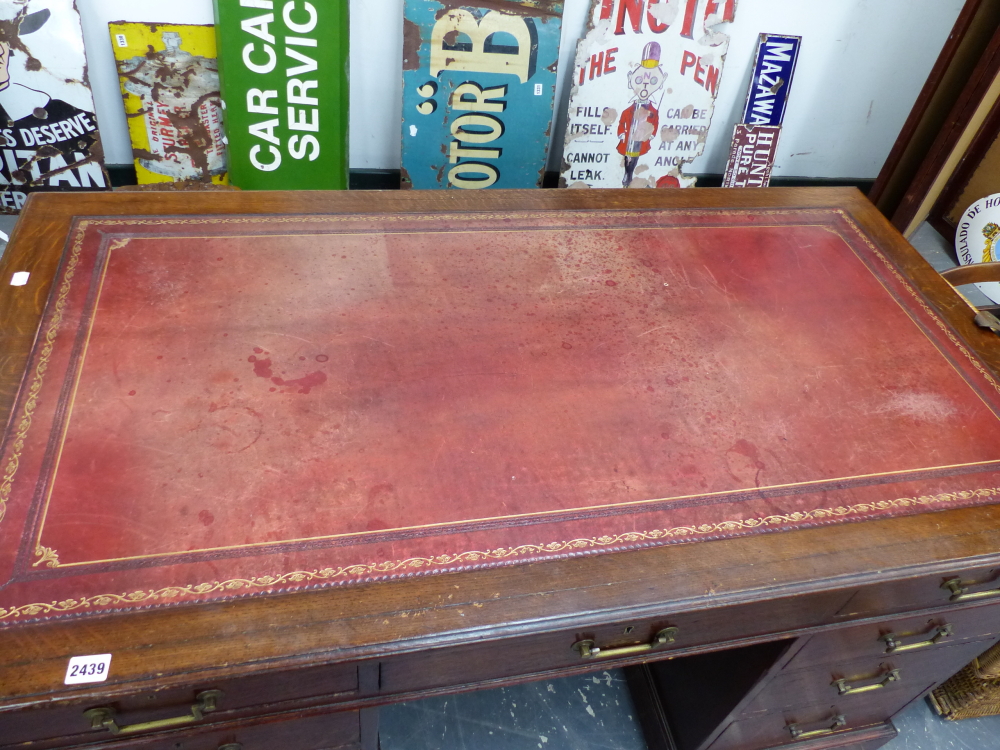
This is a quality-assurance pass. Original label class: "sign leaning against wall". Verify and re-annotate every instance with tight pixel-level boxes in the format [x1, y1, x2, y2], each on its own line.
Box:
[722, 33, 801, 188]
[0, 0, 110, 212]
[214, 0, 348, 190]
[109, 22, 228, 186]
[561, 0, 737, 189]
[401, 0, 565, 190]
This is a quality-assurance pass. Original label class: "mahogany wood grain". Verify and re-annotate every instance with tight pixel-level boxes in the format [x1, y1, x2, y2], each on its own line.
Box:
[789, 600, 1000, 670]
[627, 641, 792, 750]
[829, 566, 1000, 620]
[711, 711, 905, 750]
[742, 722, 896, 750]
[378, 591, 850, 696]
[739, 638, 995, 717]
[359, 707, 378, 750]
[2, 662, 359, 746]
[2, 188, 1000, 743]
[941, 261, 1000, 285]
[625, 663, 680, 750]
[9, 705, 364, 750]
[927, 88, 1000, 242]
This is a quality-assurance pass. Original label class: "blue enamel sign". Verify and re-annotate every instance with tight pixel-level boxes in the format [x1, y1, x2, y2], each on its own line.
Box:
[741, 34, 801, 126]
[401, 1, 564, 189]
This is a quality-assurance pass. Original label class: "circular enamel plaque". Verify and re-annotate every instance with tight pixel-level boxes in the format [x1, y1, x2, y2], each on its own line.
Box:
[956, 193, 1000, 303]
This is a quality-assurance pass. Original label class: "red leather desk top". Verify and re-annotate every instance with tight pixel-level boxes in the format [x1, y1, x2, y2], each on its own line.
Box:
[2, 206, 999, 625]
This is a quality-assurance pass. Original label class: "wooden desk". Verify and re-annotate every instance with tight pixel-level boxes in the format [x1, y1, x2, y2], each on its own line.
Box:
[3, 188, 1000, 750]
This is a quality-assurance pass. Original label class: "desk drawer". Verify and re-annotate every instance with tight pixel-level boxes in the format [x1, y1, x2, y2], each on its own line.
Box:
[380, 590, 851, 694]
[741, 638, 991, 717]
[53, 706, 362, 750]
[1, 662, 360, 747]
[787, 604, 1000, 671]
[834, 566, 1000, 620]
[710, 706, 905, 750]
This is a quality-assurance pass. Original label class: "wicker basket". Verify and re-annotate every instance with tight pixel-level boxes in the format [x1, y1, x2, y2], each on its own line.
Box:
[930, 642, 1000, 720]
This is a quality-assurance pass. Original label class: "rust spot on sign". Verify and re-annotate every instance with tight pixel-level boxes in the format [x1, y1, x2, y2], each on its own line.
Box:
[402, 17, 422, 71]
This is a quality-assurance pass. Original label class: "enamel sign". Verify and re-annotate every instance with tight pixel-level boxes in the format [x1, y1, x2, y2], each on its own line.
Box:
[721, 124, 779, 187]
[956, 193, 1000, 304]
[740, 33, 800, 126]
[213, 0, 349, 190]
[722, 34, 800, 188]
[560, 0, 737, 189]
[0, 0, 109, 212]
[401, 0, 564, 189]
[110, 22, 227, 185]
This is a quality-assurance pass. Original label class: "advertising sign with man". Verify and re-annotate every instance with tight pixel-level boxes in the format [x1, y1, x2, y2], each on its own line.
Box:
[0, 0, 109, 211]
[561, 0, 737, 189]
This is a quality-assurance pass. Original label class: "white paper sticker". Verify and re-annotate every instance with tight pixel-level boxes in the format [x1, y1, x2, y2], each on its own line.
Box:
[534, 83, 543, 95]
[115, 33, 127, 47]
[65, 654, 111, 684]
[10, 271, 29, 286]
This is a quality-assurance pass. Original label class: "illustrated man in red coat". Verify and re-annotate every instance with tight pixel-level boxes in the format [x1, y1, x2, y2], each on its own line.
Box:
[618, 42, 666, 188]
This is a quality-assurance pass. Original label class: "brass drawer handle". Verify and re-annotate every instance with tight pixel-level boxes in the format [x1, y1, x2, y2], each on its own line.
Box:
[943, 577, 1000, 602]
[572, 627, 679, 659]
[787, 714, 846, 739]
[84, 690, 224, 735]
[833, 668, 900, 695]
[880, 624, 952, 653]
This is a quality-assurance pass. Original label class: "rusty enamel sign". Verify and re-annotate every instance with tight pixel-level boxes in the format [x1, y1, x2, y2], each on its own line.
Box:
[722, 34, 800, 188]
[110, 22, 227, 185]
[560, 0, 736, 189]
[0, 0, 109, 211]
[740, 34, 800, 126]
[721, 124, 779, 187]
[401, 0, 564, 189]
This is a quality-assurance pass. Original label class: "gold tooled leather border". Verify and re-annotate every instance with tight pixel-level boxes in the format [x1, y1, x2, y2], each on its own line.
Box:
[2, 208, 998, 622]
[0, 221, 89, 527]
[1, 488, 995, 621]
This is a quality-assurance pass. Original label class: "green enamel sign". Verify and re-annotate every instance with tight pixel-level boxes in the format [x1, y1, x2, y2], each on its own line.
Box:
[213, 0, 348, 190]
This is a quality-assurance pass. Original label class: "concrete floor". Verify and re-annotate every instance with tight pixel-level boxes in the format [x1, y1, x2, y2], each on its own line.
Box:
[379, 670, 647, 750]
[887, 698, 1000, 750]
